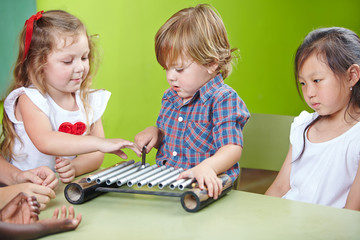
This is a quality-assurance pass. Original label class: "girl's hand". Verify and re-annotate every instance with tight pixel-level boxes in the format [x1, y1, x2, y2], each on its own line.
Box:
[15, 166, 58, 190]
[0, 193, 40, 224]
[55, 157, 76, 184]
[134, 126, 163, 153]
[178, 165, 223, 199]
[99, 139, 142, 158]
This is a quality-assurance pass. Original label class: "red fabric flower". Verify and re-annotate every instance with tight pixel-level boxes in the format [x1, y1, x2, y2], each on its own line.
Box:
[72, 122, 87, 135]
[58, 122, 86, 135]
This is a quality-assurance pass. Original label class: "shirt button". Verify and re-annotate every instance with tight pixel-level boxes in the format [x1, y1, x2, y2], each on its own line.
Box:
[178, 116, 183, 122]
[172, 151, 178, 157]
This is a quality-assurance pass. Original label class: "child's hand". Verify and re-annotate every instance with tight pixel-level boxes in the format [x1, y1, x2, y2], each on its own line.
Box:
[39, 205, 82, 234]
[15, 166, 58, 190]
[55, 157, 76, 184]
[0, 193, 40, 224]
[99, 139, 141, 158]
[6, 184, 55, 210]
[134, 126, 162, 153]
[178, 164, 223, 199]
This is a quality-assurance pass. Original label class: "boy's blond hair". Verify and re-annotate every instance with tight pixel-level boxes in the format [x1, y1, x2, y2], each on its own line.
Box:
[155, 4, 237, 79]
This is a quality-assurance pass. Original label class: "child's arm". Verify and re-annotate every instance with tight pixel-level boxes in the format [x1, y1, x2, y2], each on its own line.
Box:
[55, 119, 105, 183]
[0, 158, 58, 189]
[0, 183, 55, 210]
[265, 145, 292, 197]
[344, 162, 360, 210]
[134, 126, 164, 153]
[18, 94, 141, 157]
[179, 144, 242, 200]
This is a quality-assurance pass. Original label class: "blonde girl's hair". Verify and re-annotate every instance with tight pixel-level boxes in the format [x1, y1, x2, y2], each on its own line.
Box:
[1, 10, 98, 160]
[155, 4, 237, 79]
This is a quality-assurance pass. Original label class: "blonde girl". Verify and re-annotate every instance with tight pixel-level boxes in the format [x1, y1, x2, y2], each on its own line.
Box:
[1, 10, 140, 183]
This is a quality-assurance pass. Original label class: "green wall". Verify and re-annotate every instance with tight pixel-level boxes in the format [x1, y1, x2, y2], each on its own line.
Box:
[5, 0, 360, 167]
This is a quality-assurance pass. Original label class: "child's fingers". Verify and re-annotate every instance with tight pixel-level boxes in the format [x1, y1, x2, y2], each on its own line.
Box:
[205, 178, 214, 198]
[52, 208, 60, 219]
[33, 195, 52, 209]
[27, 196, 41, 215]
[115, 150, 128, 159]
[119, 142, 142, 157]
[42, 172, 59, 189]
[31, 185, 56, 199]
[8, 192, 27, 206]
[44, 177, 59, 190]
[216, 177, 223, 196]
[76, 213, 82, 225]
[39, 202, 46, 210]
[129, 145, 142, 156]
[68, 206, 75, 219]
[22, 171, 44, 185]
[58, 169, 75, 178]
[207, 177, 223, 199]
[195, 175, 205, 190]
[60, 205, 67, 219]
[60, 175, 75, 184]
[55, 160, 71, 171]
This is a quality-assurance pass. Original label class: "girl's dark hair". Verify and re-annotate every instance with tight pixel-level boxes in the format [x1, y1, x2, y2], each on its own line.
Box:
[294, 27, 360, 160]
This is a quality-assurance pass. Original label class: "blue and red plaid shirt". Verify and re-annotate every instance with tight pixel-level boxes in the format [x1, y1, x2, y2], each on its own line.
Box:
[156, 74, 250, 182]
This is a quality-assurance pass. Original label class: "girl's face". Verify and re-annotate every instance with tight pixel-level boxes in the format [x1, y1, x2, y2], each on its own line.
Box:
[298, 53, 351, 117]
[44, 33, 90, 97]
[165, 55, 217, 103]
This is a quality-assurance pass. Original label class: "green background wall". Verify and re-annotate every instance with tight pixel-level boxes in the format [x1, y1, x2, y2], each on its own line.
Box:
[2, 0, 360, 167]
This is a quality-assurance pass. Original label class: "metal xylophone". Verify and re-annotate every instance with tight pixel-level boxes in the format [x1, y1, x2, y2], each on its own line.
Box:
[64, 160, 233, 212]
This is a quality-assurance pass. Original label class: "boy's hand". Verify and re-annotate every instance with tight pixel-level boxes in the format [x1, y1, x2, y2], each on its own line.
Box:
[99, 139, 141, 158]
[134, 126, 163, 153]
[178, 164, 223, 199]
[55, 157, 76, 184]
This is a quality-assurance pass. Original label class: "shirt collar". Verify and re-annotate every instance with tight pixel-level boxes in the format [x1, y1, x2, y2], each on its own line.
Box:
[199, 73, 223, 103]
[164, 73, 224, 108]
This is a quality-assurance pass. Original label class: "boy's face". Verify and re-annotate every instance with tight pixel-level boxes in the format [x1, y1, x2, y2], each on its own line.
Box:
[165, 56, 217, 103]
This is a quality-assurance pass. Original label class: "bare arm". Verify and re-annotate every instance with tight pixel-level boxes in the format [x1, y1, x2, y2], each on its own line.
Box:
[179, 144, 242, 199]
[0, 184, 55, 210]
[0, 157, 58, 190]
[344, 161, 360, 210]
[72, 119, 105, 175]
[265, 145, 292, 197]
[0, 158, 25, 185]
[18, 94, 140, 157]
[55, 119, 105, 183]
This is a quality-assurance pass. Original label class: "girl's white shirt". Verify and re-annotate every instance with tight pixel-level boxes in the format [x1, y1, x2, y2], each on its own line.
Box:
[4, 87, 111, 171]
[282, 111, 360, 208]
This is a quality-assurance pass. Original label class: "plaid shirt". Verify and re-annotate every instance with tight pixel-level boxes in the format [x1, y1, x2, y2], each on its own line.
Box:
[156, 74, 250, 182]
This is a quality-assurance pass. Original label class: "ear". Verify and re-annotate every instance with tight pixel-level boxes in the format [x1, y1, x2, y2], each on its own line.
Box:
[348, 64, 360, 87]
[206, 60, 219, 75]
